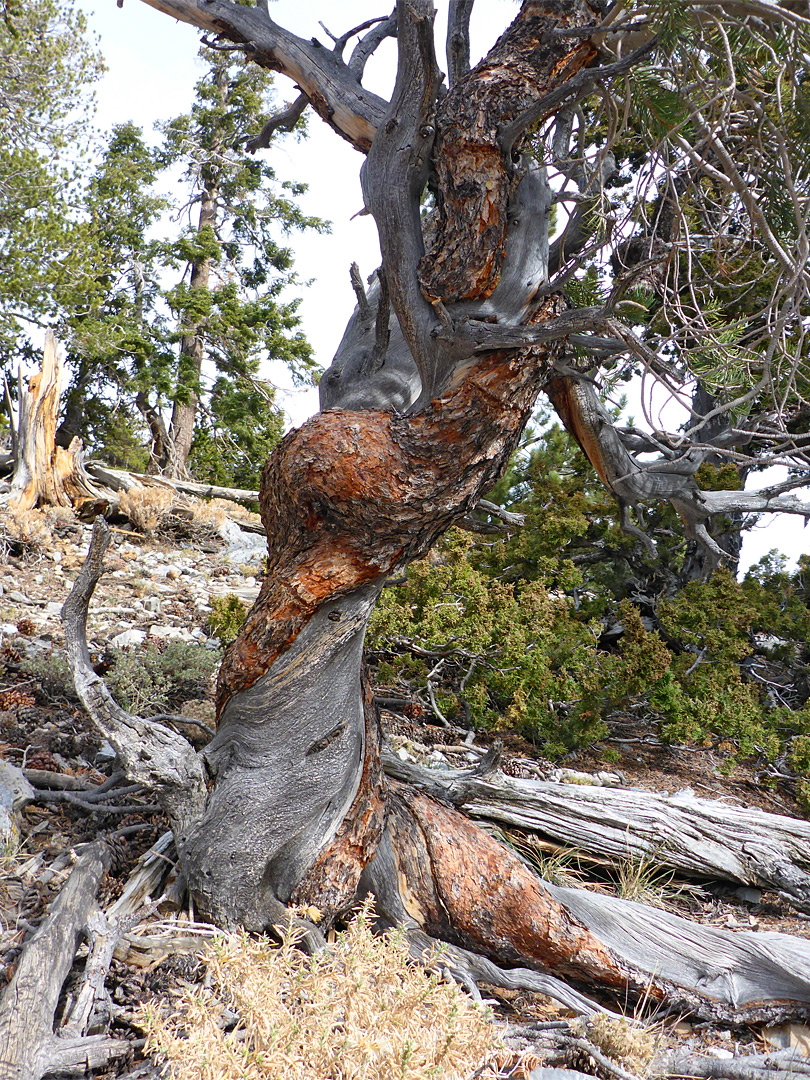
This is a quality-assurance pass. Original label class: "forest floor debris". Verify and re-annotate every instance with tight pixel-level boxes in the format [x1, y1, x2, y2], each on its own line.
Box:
[2, 514, 810, 1077]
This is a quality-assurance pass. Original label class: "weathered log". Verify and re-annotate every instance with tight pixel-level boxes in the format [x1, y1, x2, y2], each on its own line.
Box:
[0, 760, 33, 854]
[384, 749, 810, 911]
[661, 1048, 810, 1079]
[85, 462, 260, 505]
[0, 841, 130, 1080]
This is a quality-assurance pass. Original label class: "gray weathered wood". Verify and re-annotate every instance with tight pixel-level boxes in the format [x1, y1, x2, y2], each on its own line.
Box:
[61, 518, 207, 841]
[0, 842, 130, 1080]
[384, 750, 810, 910]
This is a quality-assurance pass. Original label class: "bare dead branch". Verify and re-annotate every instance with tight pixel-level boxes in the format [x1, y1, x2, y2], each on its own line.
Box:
[348, 10, 397, 80]
[360, 0, 444, 403]
[136, 0, 388, 151]
[446, 0, 474, 88]
[61, 518, 207, 835]
[349, 261, 372, 321]
[0, 842, 131, 1080]
[245, 93, 308, 153]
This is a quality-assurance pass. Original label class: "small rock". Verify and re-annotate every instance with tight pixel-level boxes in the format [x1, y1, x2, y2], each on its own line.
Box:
[733, 886, 762, 905]
[149, 625, 194, 641]
[45, 602, 62, 616]
[95, 740, 117, 765]
[0, 623, 19, 635]
[111, 629, 147, 648]
[143, 596, 161, 613]
[8, 590, 27, 604]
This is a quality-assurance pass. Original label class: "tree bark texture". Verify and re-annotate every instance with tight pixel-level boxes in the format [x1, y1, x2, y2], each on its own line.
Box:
[384, 749, 810, 911]
[83, 0, 810, 1023]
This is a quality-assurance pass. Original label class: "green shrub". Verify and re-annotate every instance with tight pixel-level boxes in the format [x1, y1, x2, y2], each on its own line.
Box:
[370, 530, 647, 756]
[20, 650, 78, 703]
[207, 593, 248, 646]
[104, 640, 221, 714]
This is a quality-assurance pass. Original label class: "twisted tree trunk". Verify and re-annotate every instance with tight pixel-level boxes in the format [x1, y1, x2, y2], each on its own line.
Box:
[61, 0, 810, 1026]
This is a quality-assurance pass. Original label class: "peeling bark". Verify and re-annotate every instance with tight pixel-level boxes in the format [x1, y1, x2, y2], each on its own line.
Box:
[420, 0, 599, 304]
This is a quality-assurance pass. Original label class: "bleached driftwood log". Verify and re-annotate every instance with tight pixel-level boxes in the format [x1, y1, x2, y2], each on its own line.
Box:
[384, 750, 810, 910]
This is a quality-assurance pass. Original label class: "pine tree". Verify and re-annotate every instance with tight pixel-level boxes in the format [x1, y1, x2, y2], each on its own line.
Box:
[59, 122, 173, 470]
[152, 47, 327, 479]
[0, 0, 103, 371]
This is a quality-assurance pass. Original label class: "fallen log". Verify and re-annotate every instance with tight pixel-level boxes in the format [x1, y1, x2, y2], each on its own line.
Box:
[383, 750, 810, 911]
[85, 462, 260, 506]
[0, 841, 131, 1080]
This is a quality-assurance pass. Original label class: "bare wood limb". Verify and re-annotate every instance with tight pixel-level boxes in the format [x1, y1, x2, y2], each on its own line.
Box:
[85, 462, 259, 505]
[0, 842, 130, 1080]
[135, 0, 388, 151]
[360, 0, 444, 404]
[348, 9, 397, 80]
[446, 0, 474, 87]
[662, 1048, 810, 1079]
[245, 92, 308, 153]
[349, 261, 372, 322]
[61, 518, 207, 837]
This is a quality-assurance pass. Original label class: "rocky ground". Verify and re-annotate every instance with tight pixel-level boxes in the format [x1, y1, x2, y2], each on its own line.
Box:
[2, 505, 810, 1079]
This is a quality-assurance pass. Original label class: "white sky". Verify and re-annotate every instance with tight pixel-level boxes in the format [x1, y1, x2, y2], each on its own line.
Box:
[74, 0, 810, 574]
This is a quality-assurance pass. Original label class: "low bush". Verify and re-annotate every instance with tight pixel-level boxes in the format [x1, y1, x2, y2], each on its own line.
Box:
[104, 640, 221, 714]
[140, 903, 499, 1080]
[207, 593, 248, 647]
[117, 486, 176, 536]
[22, 640, 221, 715]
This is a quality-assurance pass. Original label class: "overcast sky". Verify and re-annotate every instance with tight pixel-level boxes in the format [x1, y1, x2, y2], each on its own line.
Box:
[73, 0, 810, 573]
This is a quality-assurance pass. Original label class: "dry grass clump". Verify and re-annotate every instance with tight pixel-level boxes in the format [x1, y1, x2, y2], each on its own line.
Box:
[0, 507, 60, 552]
[118, 486, 176, 535]
[189, 498, 227, 532]
[586, 1012, 658, 1075]
[140, 905, 500, 1080]
[190, 497, 261, 537]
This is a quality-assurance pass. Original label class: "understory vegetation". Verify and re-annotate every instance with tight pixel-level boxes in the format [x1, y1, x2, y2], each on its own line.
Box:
[140, 904, 501, 1080]
[368, 417, 810, 796]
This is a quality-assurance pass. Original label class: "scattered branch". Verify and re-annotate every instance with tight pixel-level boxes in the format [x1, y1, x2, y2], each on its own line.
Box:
[0, 842, 130, 1080]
